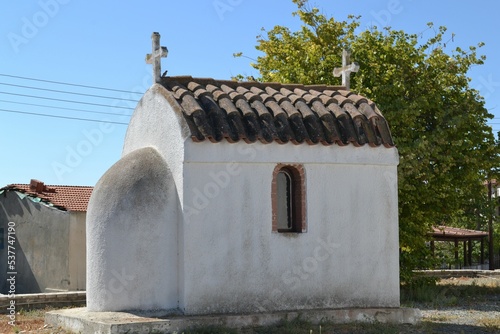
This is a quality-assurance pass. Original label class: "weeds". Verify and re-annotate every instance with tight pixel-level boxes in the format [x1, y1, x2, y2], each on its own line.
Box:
[252, 317, 313, 334]
[479, 317, 500, 332]
[183, 325, 238, 334]
[401, 275, 500, 308]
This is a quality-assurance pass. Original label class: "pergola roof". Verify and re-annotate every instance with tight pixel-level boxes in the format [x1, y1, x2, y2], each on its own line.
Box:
[431, 225, 489, 241]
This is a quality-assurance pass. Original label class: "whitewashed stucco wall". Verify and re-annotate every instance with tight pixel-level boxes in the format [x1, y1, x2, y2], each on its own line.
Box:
[122, 84, 189, 202]
[180, 141, 399, 314]
[86, 147, 180, 312]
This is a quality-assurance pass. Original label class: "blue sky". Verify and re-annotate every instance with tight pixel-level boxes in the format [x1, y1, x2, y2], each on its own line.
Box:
[1, 0, 499, 187]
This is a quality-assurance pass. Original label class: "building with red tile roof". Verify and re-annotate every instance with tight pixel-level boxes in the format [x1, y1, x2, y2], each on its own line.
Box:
[2, 179, 93, 212]
[0, 179, 90, 294]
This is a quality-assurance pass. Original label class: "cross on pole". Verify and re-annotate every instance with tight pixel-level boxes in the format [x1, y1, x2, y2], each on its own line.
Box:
[146, 32, 168, 84]
[333, 49, 359, 90]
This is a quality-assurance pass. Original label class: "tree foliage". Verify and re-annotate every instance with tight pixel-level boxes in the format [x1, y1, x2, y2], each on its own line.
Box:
[238, 0, 500, 280]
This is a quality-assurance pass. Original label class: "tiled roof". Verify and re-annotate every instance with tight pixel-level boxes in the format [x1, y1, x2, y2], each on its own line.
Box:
[1, 179, 93, 212]
[162, 76, 394, 147]
[431, 226, 489, 240]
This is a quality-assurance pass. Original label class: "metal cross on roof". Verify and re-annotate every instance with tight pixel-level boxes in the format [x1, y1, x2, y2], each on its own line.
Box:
[146, 32, 168, 84]
[333, 49, 359, 90]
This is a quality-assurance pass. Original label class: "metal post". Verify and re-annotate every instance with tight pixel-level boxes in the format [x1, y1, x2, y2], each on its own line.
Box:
[488, 180, 495, 270]
[463, 240, 467, 267]
[481, 238, 484, 264]
[468, 239, 473, 268]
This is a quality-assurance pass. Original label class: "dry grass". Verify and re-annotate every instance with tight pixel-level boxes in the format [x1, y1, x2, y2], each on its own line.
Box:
[424, 313, 460, 322]
[0, 307, 72, 334]
[401, 275, 500, 308]
[478, 317, 500, 331]
[2, 276, 499, 333]
[189, 319, 407, 334]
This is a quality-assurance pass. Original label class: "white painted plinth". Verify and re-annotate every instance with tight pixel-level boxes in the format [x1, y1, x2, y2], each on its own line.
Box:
[46, 306, 421, 334]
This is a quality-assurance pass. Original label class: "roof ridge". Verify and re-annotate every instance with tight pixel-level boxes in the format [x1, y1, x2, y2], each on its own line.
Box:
[162, 76, 346, 92]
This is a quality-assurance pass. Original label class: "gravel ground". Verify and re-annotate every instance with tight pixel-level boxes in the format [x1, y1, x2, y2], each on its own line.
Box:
[405, 276, 500, 334]
[3, 276, 499, 333]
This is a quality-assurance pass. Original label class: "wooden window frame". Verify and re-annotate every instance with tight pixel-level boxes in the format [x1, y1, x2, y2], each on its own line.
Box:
[272, 164, 306, 233]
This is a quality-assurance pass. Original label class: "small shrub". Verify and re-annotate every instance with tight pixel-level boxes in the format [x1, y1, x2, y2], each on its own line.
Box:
[400, 276, 439, 304]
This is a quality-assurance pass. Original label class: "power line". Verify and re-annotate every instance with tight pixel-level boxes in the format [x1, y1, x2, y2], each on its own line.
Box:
[0, 99, 132, 117]
[0, 73, 145, 95]
[0, 82, 140, 102]
[0, 108, 129, 125]
[0, 91, 134, 110]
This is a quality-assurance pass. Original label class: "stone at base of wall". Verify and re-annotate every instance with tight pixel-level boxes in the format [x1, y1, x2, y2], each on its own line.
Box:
[0, 292, 86, 313]
[45, 306, 421, 334]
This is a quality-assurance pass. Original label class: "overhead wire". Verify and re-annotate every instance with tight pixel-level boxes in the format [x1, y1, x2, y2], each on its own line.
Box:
[0, 91, 134, 110]
[0, 73, 140, 124]
[0, 108, 129, 125]
[0, 99, 132, 117]
[0, 82, 140, 102]
[0, 73, 145, 95]
[3, 74, 495, 131]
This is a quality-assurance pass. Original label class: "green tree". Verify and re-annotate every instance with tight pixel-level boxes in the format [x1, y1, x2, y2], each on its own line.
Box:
[237, 0, 500, 280]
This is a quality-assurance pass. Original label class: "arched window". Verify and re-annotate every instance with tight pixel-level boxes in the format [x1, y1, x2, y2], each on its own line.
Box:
[277, 170, 293, 230]
[272, 164, 306, 233]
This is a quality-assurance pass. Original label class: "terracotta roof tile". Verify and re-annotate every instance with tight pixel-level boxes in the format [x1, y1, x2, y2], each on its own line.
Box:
[1, 179, 93, 212]
[161, 76, 395, 147]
